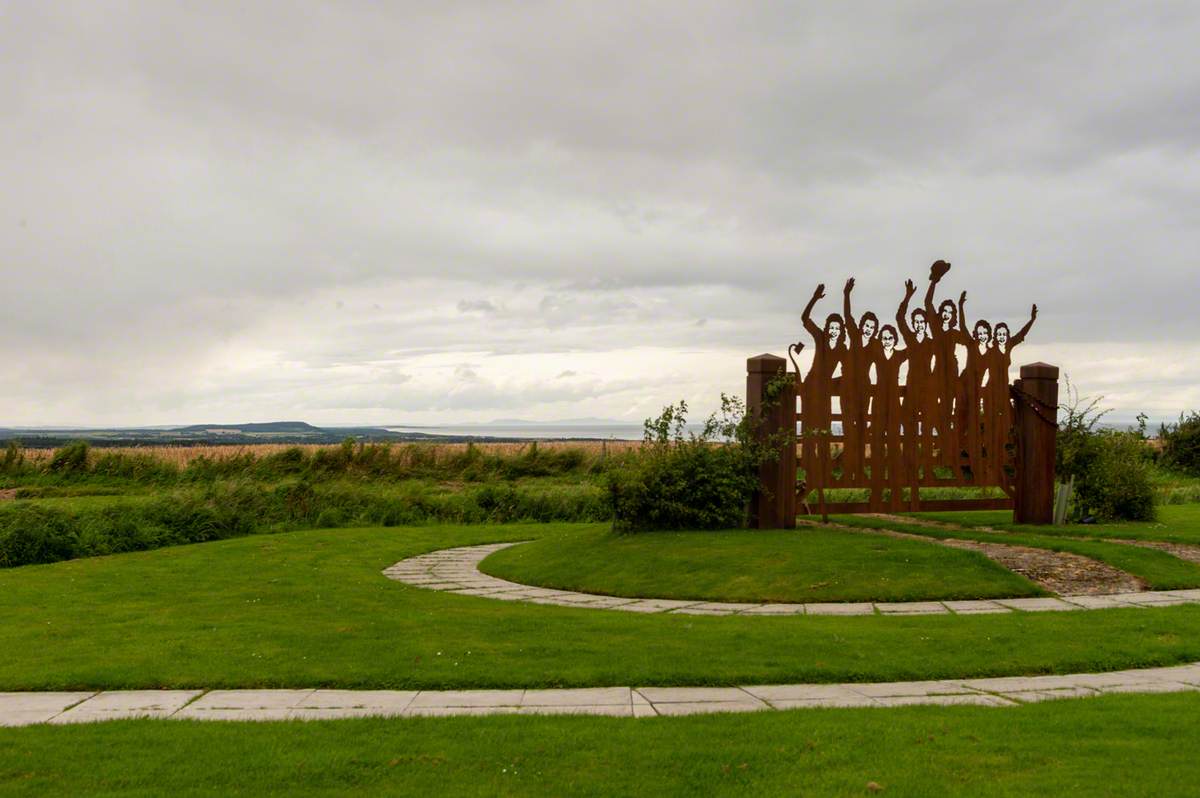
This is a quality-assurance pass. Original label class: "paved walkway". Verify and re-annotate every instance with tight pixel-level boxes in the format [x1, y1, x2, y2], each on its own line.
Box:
[4, 663, 1198, 725]
[382, 543, 1200, 616]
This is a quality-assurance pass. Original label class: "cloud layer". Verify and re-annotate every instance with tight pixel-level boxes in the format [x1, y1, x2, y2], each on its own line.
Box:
[2, 2, 1197, 425]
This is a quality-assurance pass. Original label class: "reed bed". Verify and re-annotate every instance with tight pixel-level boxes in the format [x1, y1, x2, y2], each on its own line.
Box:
[15, 440, 644, 468]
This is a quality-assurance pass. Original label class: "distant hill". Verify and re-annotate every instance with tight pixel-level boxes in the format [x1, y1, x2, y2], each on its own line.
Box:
[175, 421, 323, 434]
[0, 420, 600, 448]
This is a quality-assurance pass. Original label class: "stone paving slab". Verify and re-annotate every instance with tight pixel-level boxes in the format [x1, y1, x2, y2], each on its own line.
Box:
[804, 602, 876, 616]
[189, 689, 315, 710]
[637, 687, 758, 704]
[517, 705, 634, 717]
[741, 684, 864, 703]
[382, 542, 1200, 618]
[740, 603, 807, 615]
[849, 680, 974, 698]
[299, 690, 418, 710]
[1061, 595, 1144, 609]
[941, 600, 1012, 614]
[407, 690, 525, 708]
[520, 687, 631, 706]
[0, 693, 94, 727]
[51, 690, 202, 724]
[289, 707, 399, 721]
[873, 694, 1014, 707]
[651, 701, 768, 716]
[5, 662, 1200, 725]
[876, 601, 948, 615]
[175, 707, 296, 721]
[994, 597, 1083, 612]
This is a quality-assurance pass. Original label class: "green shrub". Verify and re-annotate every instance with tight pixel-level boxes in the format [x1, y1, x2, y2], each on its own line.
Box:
[607, 394, 787, 533]
[1072, 431, 1156, 522]
[47, 441, 90, 475]
[1056, 380, 1156, 522]
[0, 505, 78, 566]
[0, 441, 26, 475]
[1161, 412, 1200, 476]
[0, 478, 612, 569]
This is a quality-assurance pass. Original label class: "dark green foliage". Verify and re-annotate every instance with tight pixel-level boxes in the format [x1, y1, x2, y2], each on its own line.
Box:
[1162, 412, 1200, 476]
[1056, 380, 1155, 521]
[47, 441, 90, 475]
[607, 395, 785, 533]
[0, 480, 611, 568]
[0, 441, 25, 475]
[0, 506, 77, 566]
[1072, 431, 1157, 522]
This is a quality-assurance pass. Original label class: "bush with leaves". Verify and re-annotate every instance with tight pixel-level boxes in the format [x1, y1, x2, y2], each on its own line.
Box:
[1056, 378, 1155, 522]
[1161, 411, 1200, 476]
[1071, 430, 1156, 522]
[606, 392, 789, 533]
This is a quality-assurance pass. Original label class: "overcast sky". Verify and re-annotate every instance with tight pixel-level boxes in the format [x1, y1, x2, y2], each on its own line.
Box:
[2, 2, 1197, 427]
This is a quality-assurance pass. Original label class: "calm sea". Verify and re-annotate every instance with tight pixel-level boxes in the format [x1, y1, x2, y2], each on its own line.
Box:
[388, 424, 703, 441]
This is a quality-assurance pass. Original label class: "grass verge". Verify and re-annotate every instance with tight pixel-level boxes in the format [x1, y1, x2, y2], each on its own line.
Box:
[479, 526, 1045, 603]
[1, 693, 1199, 796]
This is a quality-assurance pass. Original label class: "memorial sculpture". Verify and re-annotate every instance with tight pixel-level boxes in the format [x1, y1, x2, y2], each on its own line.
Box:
[750, 260, 1055, 525]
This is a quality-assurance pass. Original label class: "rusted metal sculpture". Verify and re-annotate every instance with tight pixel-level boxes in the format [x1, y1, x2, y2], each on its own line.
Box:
[748, 260, 1056, 525]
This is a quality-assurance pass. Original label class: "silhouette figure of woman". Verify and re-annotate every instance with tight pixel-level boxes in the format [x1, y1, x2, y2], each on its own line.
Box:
[841, 278, 879, 485]
[870, 324, 908, 510]
[985, 305, 1037, 483]
[801, 284, 845, 493]
[923, 261, 961, 469]
[897, 278, 936, 502]
[957, 291, 993, 482]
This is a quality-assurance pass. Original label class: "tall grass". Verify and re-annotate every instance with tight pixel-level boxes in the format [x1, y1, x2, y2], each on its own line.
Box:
[1, 440, 642, 487]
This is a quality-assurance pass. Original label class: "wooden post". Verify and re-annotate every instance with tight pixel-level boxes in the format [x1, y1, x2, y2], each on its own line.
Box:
[747, 354, 796, 529]
[1013, 362, 1059, 525]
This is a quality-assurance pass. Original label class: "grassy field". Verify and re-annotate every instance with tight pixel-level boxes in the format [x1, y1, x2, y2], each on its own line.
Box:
[2, 522, 1200, 691]
[480, 526, 1044, 603]
[2, 693, 1199, 796]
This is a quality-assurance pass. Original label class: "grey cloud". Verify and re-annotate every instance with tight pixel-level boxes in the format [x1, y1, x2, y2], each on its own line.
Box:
[1, 2, 1198, 424]
[457, 299, 497, 313]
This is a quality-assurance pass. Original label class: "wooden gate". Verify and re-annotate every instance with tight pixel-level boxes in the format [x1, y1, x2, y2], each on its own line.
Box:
[748, 261, 1058, 526]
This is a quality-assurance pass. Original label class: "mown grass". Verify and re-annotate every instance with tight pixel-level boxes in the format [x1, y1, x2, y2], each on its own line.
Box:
[825, 513, 1200, 590]
[911, 504, 1200, 544]
[2, 523, 1200, 691]
[480, 526, 1044, 603]
[2, 693, 1200, 796]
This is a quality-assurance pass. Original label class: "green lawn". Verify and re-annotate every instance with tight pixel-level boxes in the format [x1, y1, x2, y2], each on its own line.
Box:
[825, 512, 1200, 590]
[2, 523, 1200, 691]
[2, 693, 1199, 796]
[480, 526, 1044, 603]
[911, 503, 1200, 544]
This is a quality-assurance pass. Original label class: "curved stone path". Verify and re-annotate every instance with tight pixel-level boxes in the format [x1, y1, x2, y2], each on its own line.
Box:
[382, 542, 1200, 616]
[4, 662, 1199, 724]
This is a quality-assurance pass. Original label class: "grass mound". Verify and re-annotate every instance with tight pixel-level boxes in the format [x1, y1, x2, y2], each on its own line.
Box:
[479, 527, 1045, 603]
